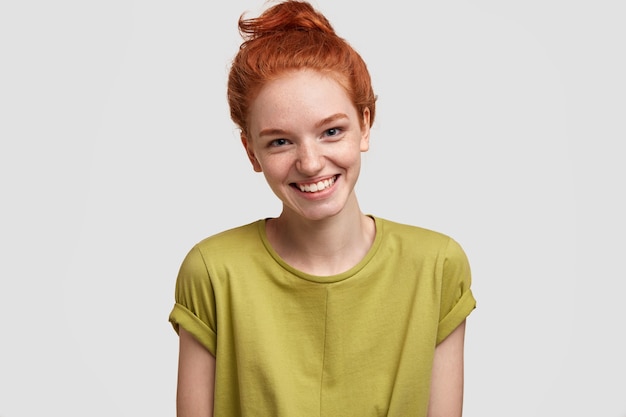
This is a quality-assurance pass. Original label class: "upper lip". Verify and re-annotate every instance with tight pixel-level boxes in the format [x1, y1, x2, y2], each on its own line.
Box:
[292, 175, 338, 187]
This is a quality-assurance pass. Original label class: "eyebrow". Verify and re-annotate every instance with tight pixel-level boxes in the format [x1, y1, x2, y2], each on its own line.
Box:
[315, 113, 349, 129]
[258, 113, 349, 137]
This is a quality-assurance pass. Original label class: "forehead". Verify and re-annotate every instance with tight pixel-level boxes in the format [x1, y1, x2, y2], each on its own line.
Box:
[248, 69, 357, 133]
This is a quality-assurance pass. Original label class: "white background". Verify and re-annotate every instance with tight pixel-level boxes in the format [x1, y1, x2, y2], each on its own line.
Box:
[1, 0, 624, 416]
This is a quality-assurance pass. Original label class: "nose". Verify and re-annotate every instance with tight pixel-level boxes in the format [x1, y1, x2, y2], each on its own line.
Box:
[296, 141, 324, 175]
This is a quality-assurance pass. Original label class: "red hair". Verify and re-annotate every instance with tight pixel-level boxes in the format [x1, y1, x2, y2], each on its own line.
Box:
[227, 0, 377, 135]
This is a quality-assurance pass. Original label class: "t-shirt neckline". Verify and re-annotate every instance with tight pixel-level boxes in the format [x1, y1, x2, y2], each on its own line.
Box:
[257, 215, 384, 284]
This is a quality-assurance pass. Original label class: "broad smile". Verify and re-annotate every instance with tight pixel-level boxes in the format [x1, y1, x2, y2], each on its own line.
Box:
[292, 175, 338, 193]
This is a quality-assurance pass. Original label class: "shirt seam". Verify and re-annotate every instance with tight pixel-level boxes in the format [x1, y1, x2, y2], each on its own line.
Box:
[319, 287, 329, 416]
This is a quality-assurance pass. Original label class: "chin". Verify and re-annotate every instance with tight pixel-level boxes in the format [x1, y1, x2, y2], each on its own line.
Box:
[294, 204, 347, 222]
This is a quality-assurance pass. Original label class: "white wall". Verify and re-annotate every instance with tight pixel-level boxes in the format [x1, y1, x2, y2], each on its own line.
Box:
[1, 1, 624, 416]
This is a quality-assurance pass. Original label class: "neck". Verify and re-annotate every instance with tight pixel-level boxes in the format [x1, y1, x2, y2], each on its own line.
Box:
[266, 197, 376, 276]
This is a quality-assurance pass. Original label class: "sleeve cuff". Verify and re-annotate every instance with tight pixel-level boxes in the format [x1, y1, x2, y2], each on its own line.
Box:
[169, 303, 217, 356]
[436, 289, 476, 345]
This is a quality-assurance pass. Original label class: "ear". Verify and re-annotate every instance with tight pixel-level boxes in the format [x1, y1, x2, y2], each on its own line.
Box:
[241, 133, 263, 172]
[360, 108, 371, 152]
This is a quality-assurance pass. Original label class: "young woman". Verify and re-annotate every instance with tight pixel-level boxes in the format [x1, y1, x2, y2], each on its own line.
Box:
[169, 1, 476, 416]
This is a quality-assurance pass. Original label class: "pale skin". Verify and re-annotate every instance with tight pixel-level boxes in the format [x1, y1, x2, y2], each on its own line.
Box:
[243, 70, 375, 276]
[176, 328, 215, 417]
[428, 320, 467, 417]
[175, 69, 466, 416]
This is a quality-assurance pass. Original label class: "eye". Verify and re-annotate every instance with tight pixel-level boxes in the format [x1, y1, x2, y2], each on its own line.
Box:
[325, 127, 342, 137]
[270, 138, 290, 147]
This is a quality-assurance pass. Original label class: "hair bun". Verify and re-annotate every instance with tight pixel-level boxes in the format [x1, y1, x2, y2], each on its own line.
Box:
[239, 1, 336, 41]
[228, 0, 377, 135]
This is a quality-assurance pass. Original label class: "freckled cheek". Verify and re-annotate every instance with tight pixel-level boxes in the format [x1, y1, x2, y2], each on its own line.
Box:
[260, 157, 294, 181]
[340, 150, 363, 167]
[327, 142, 362, 163]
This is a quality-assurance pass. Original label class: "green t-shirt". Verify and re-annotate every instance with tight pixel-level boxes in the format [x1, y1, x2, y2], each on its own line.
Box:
[169, 216, 476, 417]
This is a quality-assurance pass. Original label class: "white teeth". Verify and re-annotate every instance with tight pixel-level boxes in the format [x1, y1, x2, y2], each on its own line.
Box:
[298, 176, 335, 193]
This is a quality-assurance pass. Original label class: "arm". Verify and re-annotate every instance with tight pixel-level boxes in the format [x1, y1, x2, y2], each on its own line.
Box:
[427, 320, 466, 417]
[176, 327, 216, 417]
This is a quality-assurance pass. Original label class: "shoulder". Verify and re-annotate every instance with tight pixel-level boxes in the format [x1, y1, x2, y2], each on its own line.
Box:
[178, 220, 264, 273]
[376, 217, 453, 250]
[193, 220, 263, 254]
[374, 216, 469, 267]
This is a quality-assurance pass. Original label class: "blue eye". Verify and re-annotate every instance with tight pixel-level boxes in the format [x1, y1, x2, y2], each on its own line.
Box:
[270, 138, 289, 147]
[325, 128, 342, 136]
